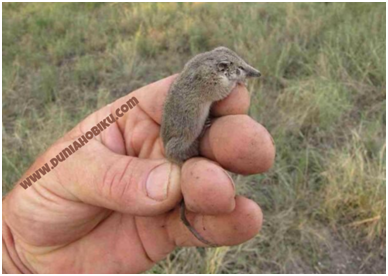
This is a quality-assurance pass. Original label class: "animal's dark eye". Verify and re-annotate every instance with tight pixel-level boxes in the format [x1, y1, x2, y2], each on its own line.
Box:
[217, 61, 230, 72]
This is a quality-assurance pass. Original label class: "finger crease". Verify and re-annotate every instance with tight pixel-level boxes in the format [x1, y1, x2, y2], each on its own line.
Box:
[133, 217, 156, 265]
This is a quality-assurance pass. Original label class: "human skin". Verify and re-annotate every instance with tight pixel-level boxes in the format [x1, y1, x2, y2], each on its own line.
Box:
[2, 75, 275, 273]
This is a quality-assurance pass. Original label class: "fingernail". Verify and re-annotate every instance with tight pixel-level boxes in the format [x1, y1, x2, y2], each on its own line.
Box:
[146, 163, 172, 201]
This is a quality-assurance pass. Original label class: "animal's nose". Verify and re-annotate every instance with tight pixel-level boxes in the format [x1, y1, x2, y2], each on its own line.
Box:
[248, 69, 261, 78]
[244, 64, 261, 78]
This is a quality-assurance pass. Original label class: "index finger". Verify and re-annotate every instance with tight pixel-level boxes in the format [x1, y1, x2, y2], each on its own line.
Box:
[112, 75, 252, 127]
[211, 83, 251, 116]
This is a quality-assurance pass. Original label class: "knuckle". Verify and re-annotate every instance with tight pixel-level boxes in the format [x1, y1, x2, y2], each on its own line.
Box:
[100, 157, 137, 208]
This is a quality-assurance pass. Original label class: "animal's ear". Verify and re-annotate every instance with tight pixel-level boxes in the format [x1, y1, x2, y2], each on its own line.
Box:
[217, 61, 231, 72]
[214, 46, 229, 52]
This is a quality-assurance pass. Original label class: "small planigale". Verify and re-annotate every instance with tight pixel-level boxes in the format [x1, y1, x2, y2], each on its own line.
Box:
[161, 46, 261, 165]
[161, 47, 261, 246]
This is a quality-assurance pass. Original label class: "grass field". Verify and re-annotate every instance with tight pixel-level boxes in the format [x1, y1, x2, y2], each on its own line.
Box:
[2, 2, 386, 273]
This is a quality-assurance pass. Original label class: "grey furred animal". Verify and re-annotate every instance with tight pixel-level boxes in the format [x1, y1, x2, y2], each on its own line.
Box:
[161, 46, 261, 164]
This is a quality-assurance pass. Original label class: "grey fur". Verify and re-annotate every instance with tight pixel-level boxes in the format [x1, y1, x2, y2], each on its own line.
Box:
[161, 46, 261, 164]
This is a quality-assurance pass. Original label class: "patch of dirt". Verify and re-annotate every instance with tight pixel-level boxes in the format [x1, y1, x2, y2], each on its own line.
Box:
[285, 255, 315, 274]
[285, 229, 386, 274]
[320, 234, 386, 274]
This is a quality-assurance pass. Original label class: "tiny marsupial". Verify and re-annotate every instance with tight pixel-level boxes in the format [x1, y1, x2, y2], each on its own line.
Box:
[161, 46, 261, 245]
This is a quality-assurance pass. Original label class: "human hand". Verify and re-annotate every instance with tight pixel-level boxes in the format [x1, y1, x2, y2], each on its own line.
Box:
[2, 75, 275, 273]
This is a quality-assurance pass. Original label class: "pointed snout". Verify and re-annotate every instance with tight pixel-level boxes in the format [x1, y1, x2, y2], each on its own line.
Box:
[244, 64, 261, 78]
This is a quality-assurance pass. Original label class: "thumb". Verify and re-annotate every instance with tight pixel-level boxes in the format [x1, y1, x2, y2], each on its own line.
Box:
[55, 140, 182, 216]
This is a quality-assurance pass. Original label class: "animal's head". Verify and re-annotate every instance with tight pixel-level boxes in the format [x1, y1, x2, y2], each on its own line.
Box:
[211, 46, 261, 85]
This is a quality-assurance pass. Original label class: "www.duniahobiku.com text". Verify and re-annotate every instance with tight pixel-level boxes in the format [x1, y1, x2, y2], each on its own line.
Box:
[19, 97, 139, 189]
